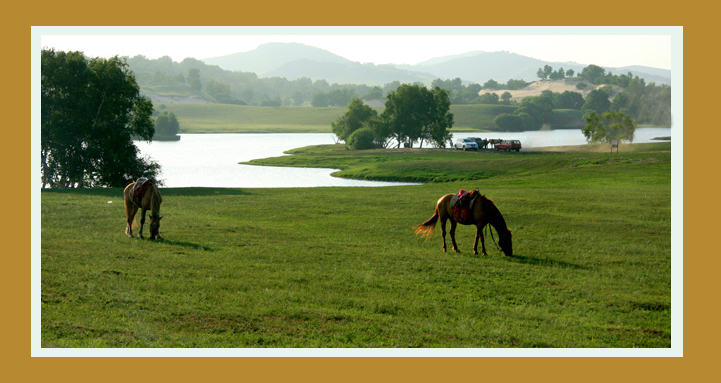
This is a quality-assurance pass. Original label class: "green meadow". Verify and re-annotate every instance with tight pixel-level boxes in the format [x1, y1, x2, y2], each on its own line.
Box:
[157, 103, 559, 133]
[41, 143, 671, 348]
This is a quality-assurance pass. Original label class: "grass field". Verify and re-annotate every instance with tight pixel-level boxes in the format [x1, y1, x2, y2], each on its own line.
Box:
[157, 103, 545, 133]
[41, 143, 671, 348]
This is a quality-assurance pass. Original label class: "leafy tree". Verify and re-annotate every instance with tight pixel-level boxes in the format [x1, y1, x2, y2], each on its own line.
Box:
[381, 84, 453, 148]
[582, 111, 636, 143]
[582, 88, 612, 115]
[477, 93, 500, 104]
[554, 90, 585, 110]
[362, 86, 384, 102]
[506, 79, 529, 90]
[566, 68, 575, 77]
[549, 67, 566, 80]
[493, 113, 524, 131]
[187, 68, 202, 91]
[579, 64, 606, 84]
[482, 79, 501, 90]
[537, 68, 548, 80]
[155, 111, 180, 137]
[500, 91, 513, 105]
[41, 49, 159, 188]
[331, 98, 378, 142]
[347, 127, 379, 150]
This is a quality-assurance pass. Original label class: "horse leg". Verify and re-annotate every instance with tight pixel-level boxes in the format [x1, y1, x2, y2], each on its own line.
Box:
[475, 225, 487, 256]
[139, 208, 147, 239]
[440, 217, 448, 252]
[449, 219, 460, 253]
[125, 204, 138, 238]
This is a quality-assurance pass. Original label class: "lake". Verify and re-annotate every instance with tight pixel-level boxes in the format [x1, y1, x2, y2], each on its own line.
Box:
[135, 128, 671, 188]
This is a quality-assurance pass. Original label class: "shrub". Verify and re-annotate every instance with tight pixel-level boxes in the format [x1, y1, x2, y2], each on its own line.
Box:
[347, 127, 378, 150]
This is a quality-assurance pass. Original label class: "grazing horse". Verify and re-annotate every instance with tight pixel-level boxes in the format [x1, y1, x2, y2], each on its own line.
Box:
[123, 179, 163, 240]
[414, 192, 512, 256]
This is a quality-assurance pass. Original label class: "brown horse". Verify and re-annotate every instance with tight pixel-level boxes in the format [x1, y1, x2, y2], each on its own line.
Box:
[123, 180, 163, 240]
[414, 193, 512, 256]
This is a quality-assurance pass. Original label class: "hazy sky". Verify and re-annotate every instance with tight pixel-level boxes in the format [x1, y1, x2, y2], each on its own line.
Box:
[38, 26, 677, 70]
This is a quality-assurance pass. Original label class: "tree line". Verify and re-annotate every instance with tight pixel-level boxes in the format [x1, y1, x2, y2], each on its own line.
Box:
[332, 85, 453, 150]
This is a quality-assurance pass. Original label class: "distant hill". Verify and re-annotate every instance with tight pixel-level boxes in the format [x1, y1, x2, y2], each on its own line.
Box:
[203, 42, 350, 74]
[204, 42, 437, 86]
[202, 43, 671, 86]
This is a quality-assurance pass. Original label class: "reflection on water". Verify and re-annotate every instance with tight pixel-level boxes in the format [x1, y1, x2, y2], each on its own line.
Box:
[135, 128, 671, 188]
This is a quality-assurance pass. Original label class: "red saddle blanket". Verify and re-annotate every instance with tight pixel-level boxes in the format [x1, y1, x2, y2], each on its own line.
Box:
[451, 189, 480, 223]
[131, 178, 153, 201]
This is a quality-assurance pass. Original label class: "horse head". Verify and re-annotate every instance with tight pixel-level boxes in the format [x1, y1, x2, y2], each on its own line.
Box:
[499, 228, 513, 256]
[149, 215, 162, 240]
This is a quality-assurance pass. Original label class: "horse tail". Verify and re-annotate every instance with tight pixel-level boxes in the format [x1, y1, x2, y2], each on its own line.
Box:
[414, 208, 439, 239]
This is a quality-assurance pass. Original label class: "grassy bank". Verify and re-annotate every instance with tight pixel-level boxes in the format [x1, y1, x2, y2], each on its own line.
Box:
[245, 142, 671, 183]
[41, 144, 671, 348]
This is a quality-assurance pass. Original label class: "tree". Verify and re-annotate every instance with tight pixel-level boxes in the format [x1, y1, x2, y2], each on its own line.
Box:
[155, 111, 180, 137]
[477, 93, 500, 104]
[500, 92, 513, 105]
[493, 113, 523, 131]
[187, 68, 202, 91]
[347, 127, 379, 150]
[579, 64, 606, 84]
[41, 49, 160, 188]
[482, 79, 501, 90]
[331, 98, 378, 142]
[381, 84, 453, 148]
[582, 111, 636, 144]
[582, 88, 612, 115]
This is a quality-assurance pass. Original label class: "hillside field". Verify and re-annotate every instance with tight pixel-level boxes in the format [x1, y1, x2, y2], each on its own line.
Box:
[41, 143, 671, 348]
[156, 103, 580, 134]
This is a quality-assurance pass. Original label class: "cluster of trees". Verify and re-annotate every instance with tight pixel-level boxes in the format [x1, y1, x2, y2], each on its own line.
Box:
[536, 65, 574, 80]
[332, 85, 453, 149]
[154, 109, 180, 138]
[41, 49, 160, 188]
[126, 55, 395, 107]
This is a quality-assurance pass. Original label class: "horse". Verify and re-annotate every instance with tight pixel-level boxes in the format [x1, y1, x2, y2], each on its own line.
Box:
[414, 192, 512, 256]
[123, 179, 163, 240]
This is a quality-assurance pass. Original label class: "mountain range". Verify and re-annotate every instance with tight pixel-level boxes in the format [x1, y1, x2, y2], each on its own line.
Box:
[202, 42, 671, 86]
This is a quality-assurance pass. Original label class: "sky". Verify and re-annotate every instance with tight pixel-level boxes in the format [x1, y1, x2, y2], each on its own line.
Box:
[38, 26, 677, 70]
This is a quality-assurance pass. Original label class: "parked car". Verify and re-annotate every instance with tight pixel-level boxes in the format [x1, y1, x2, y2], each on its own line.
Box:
[454, 138, 479, 151]
[495, 140, 522, 152]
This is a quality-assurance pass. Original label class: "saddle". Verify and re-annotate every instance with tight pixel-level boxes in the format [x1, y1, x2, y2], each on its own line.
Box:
[130, 178, 153, 205]
[451, 189, 480, 223]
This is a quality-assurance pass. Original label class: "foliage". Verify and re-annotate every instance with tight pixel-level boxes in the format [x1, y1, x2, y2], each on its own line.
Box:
[331, 98, 379, 142]
[582, 111, 637, 143]
[477, 93, 500, 104]
[311, 88, 358, 107]
[155, 110, 180, 137]
[381, 84, 453, 148]
[579, 64, 607, 84]
[493, 113, 524, 132]
[611, 77, 671, 126]
[582, 88, 612, 115]
[346, 127, 380, 150]
[41, 49, 160, 188]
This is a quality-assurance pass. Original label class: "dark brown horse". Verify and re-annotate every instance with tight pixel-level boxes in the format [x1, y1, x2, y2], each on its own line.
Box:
[123, 179, 163, 240]
[414, 192, 512, 256]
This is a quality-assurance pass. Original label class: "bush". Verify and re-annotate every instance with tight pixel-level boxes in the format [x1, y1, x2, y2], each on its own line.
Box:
[575, 82, 588, 90]
[347, 127, 379, 150]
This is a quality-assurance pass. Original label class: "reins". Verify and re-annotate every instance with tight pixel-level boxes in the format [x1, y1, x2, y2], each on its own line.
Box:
[484, 224, 503, 253]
